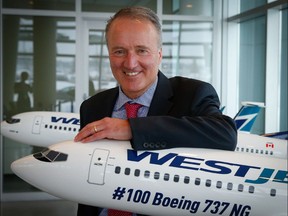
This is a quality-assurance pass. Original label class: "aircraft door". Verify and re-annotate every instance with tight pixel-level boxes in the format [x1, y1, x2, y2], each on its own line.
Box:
[88, 148, 109, 185]
[32, 116, 43, 134]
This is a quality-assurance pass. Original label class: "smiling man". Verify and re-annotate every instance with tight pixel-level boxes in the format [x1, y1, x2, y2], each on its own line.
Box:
[74, 6, 237, 216]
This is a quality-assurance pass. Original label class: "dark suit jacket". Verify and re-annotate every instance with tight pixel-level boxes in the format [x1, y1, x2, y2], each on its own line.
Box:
[77, 71, 237, 216]
[79, 71, 237, 151]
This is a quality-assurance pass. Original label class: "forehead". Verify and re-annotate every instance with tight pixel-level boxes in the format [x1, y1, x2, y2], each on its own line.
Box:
[111, 17, 156, 31]
[107, 18, 159, 41]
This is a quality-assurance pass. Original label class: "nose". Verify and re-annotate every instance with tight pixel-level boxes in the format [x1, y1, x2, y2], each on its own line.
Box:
[123, 53, 138, 70]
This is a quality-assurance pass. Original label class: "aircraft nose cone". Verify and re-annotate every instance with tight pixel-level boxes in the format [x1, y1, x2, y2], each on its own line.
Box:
[11, 156, 36, 182]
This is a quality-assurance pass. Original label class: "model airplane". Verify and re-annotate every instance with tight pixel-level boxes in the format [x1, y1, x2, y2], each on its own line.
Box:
[0, 102, 263, 146]
[0, 101, 264, 146]
[1, 105, 287, 158]
[0, 111, 79, 147]
[11, 139, 287, 216]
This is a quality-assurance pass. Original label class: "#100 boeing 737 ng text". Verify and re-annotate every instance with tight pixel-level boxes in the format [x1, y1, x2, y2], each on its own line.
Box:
[1, 102, 287, 159]
[11, 139, 288, 216]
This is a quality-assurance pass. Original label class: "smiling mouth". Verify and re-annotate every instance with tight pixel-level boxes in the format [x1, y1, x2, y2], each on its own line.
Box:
[124, 71, 140, 76]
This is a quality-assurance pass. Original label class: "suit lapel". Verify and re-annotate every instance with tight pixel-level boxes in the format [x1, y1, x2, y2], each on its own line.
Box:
[148, 72, 174, 116]
[91, 87, 119, 120]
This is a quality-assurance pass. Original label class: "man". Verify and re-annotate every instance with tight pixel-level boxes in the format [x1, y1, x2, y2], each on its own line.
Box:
[74, 6, 237, 216]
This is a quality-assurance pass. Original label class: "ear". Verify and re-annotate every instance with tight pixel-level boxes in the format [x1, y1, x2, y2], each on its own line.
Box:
[158, 48, 163, 63]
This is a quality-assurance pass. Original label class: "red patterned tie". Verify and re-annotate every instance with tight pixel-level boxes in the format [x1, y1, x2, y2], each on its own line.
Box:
[108, 209, 132, 216]
[125, 102, 142, 118]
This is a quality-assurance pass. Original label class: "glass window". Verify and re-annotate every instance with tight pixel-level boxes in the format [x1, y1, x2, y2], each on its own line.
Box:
[163, 0, 213, 16]
[82, 0, 156, 12]
[239, 15, 266, 134]
[3, 0, 75, 11]
[2, 15, 76, 193]
[240, 0, 267, 13]
[162, 21, 213, 82]
[280, 9, 287, 132]
[88, 29, 116, 95]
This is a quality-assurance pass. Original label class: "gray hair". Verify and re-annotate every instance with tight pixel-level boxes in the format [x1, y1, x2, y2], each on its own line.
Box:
[105, 6, 162, 48]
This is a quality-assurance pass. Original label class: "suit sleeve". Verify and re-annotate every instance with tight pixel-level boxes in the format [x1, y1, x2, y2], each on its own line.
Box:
[129, 81, 237, 151]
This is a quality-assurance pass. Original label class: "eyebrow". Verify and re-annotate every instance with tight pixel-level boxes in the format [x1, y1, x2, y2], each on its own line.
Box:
[111, 45, 150, 51]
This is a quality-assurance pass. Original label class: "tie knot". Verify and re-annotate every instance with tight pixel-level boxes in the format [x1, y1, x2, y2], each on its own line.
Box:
[125, 102, 142, 118]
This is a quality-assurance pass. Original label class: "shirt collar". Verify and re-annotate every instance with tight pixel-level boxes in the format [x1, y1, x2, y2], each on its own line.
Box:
[114, 77, 158, 111]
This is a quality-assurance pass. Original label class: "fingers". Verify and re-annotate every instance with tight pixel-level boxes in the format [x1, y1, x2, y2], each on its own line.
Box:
[74, 122, 103, 142]
[74, 118, 132, 143]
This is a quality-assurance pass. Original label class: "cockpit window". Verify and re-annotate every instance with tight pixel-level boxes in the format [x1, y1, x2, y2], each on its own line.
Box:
[6, 118, 20, 124]
[33, 148, 68, 162]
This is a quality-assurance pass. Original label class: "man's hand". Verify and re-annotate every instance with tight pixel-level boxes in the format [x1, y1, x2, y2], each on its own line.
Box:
[74, 117, 132, 143]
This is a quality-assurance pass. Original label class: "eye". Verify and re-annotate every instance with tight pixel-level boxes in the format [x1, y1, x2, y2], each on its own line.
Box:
[113, 49, 126, 56]
[137, 49, 148, 55]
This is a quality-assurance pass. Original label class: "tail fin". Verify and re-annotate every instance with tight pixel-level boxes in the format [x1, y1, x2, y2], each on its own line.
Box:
[234, 102, 265, 133]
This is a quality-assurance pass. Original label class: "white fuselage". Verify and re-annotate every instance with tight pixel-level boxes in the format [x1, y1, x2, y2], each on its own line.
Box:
[11, 140, 288, 216]
[1, 111, 287, 159]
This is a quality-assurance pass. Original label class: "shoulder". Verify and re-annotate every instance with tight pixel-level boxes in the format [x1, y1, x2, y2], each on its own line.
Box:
[168, 76, 216, 95]
[80, 87, 118, 115]
[169, 76, 210, 87]
[79, 87, 119, 126]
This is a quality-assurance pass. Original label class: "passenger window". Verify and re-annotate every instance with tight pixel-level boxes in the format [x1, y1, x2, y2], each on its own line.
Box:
[173, 175, 179, 182]
[164, 173, 169, 181]
[216, 181, 222, 188]
[124, 168, 130, 175]
[154, 172, 160, 180]
[134, 169, 140, 177]
[206, 179, 211, 187]
[270, 189, 276, 197]
[195, 178, 201, 185]
[184, 176, 190, 184]
[115, 166, 121, 174]
[248, 186, 255, 193]
[238, 184, 244, 192]
[227, 182, 233, 190]
[144, 170, 150, 178]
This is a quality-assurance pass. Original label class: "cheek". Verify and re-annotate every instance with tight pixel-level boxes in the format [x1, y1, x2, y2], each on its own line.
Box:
[109, 58, 122, 71]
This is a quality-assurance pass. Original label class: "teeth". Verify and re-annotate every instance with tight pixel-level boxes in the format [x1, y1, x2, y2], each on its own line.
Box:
[125, 72, 140, 76]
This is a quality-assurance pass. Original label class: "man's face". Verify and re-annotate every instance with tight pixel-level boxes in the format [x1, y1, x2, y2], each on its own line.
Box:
[106, 18, 162, 99]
